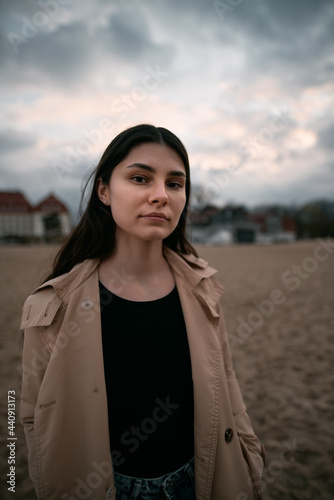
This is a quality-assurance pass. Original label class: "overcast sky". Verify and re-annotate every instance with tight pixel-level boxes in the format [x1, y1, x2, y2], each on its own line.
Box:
[1, 0, 333, 217]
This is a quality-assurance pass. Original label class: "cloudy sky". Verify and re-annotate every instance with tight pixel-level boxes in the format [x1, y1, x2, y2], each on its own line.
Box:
[1, 0, 333, 217]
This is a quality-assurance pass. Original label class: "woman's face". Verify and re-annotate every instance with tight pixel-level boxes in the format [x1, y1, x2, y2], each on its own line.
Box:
[97, 142, 187, 245]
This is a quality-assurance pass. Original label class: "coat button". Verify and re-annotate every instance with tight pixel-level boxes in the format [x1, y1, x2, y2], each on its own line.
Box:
[225, 428, 234, 443]
[81, 299, 94, 310]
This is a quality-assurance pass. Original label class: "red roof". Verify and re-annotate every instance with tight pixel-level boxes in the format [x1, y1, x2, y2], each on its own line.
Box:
[34, 194, 68, 213]
[0, 191, 33, 213]
[0, 192, 69, 214]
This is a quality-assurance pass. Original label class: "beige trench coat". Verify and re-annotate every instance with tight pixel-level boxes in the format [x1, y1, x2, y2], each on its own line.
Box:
[20, 248, 265, 500]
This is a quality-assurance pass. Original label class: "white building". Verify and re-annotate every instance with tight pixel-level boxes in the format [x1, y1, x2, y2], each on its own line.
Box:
[0, 191, 72, 242]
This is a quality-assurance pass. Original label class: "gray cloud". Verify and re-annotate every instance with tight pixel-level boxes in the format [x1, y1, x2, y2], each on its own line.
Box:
[0, 1, 175, 90]
[0, 129, 36, 153]
[104, 9, 175, 63]
[318, 123, 334, 151]
[0, 0, 333, 212]
[207, 0, 334, 88]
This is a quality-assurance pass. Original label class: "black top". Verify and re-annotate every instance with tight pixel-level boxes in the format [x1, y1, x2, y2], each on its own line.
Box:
[99, 282, 194, 478]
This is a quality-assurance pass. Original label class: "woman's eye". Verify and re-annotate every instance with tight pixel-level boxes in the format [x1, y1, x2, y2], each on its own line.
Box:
[168, 182, 183, 189]
[132, 175, 147, 183]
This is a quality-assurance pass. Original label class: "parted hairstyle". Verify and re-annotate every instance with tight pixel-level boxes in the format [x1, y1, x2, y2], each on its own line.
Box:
[45, 124, 198, 281]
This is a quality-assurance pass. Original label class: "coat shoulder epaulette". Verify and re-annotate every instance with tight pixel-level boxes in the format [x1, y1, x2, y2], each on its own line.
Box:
[20, 286, 63, 330]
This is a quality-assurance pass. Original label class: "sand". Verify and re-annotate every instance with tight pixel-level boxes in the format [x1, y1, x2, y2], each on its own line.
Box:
[0, 241, 333, 499]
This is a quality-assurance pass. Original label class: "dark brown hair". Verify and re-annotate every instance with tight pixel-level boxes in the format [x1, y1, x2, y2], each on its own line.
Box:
[45, 124, 197, 281]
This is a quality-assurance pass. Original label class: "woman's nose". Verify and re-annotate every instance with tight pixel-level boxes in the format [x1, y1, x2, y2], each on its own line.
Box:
[148, 183, 168, 206]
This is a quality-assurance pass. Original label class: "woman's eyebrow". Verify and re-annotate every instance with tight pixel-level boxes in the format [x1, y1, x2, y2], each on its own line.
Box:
[126, 163, 186, 177]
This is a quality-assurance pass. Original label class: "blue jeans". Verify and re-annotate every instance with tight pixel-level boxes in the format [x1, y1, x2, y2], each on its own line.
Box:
[107, 457, 195, 499]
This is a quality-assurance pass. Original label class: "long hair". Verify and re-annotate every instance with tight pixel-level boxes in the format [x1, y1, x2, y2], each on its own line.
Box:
[45, 124, 198, 281]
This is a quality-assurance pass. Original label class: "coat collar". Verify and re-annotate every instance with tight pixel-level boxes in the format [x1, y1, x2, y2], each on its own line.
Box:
[23, 249, 224, 329]
[33, 258, 100, 304]
[34, 248, 222, 304]
[163, 247, 218, 287]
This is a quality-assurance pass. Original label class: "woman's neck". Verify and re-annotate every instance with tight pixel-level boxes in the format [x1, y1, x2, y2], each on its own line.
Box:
[99, 238, 175, 301]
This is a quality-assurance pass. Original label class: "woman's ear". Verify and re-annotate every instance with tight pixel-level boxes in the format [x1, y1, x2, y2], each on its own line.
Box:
[97, 178, 110, 206]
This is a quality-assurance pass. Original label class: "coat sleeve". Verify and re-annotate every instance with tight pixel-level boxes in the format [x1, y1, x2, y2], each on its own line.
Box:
[218, 302, 266, 497]
[20, 290, 63, 496]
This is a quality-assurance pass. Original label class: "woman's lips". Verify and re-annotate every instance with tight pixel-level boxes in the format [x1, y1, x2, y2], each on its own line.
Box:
[141, 212, 168, 221]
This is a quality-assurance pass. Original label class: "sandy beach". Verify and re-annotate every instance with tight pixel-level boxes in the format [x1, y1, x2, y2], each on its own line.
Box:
[0, 241, 333, 499]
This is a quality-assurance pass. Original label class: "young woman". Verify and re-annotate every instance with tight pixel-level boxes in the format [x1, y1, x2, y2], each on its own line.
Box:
[20, 124, 265, 500]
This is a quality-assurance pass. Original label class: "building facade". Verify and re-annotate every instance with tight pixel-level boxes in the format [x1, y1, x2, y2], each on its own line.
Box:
[189, 204, 296, 245]
[0, 191, 72, 243]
